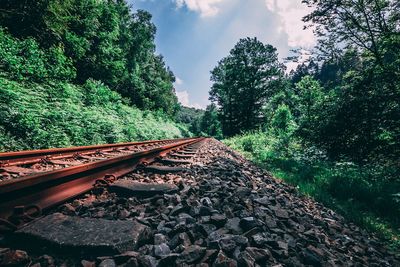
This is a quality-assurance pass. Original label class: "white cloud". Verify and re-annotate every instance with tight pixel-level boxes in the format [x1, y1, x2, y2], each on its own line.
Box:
[285, 49, 312, 72]
[265, 0, 315, 47]
[175, 0, 226, 17]
[176, 90, 203, 109]
[175, 76, 183, 86]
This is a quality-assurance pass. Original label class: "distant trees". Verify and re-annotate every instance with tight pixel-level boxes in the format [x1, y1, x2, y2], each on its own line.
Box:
[175, 104, 222, 139]
[0, 0, 179, 116]
[210, 37, 284, 136]
[200, 104, 222, 139]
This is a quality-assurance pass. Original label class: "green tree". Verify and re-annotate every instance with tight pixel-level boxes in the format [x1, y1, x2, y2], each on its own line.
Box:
[295, 76, 324, 139]
[200, 104, 222, 139]
[210, 37, 284, 136]
[0, 0, 179, 116]
[303, 0, 399, 64]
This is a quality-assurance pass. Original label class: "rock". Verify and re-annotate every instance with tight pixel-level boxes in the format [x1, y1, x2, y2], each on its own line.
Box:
[154, 243, 171, 258]
[200, 249, 219, 264]
[110, 181, 178, 198]
[15, 213, 151, 255]
[198, 206, 213, 216]
[118, 209, 130, 219]
[178, 245, 207, 264]
[264, 216, 277, 228]
[177, 213, 196, 224]
[245, 247, 271, 261]
[158, 253, 179, 266]
[210, 214, 227, 228]
[154, 234, 167, 245]
[123, 258, 139, 267]
[239, 217, 258, 231]
[274, 209, 289, 219]
[137, 255, 158, 267]
[219, 238, 237, 254]
[61, 203, 76, 215]
[113, 251, 139, 265]
[170, 204, 189, 216]
[213, 251, 237, 267]
[1, 250, 30, 266]
[198, 224, 217, 236]
[254, 197, 270, 206]
[99, 259, 116, 267]
[225, 218, 242, 234]
[302, 246, 323, 267]
[37, 255, 55, 267]
[236, 187, 252, 197]
[201, 197, 213, 207]
[237, 251, 256, 266]
[251, 234, 267, 247]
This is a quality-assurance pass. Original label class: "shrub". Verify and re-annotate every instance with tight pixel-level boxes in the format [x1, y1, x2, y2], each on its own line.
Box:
[0, 77, 189, 151]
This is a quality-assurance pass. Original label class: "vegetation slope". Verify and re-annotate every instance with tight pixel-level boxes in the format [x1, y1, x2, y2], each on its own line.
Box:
[0, 0, 190, 151]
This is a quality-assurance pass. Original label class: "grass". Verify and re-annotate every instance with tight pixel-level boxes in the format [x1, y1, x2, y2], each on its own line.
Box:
[224, 131, 400, 250]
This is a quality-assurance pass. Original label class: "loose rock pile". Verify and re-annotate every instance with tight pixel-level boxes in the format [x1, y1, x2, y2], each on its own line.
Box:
[1, 139, 399, 266]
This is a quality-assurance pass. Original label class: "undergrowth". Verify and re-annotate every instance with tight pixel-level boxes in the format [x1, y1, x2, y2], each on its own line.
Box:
[0, 77, 190, 151]
[224, 131, 400, 250]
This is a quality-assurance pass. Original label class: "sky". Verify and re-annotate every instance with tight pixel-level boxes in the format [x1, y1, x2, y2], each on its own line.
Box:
[131, 0, 315, 109]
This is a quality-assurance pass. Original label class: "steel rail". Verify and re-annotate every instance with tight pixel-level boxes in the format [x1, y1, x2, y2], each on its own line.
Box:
[0, 137, 205, 230]
[0, 137, 193, 166]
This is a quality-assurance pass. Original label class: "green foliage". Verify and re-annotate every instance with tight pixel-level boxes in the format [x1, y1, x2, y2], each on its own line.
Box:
[210, 37, 285, 136]
[0, 0, 179, 116]
[200, 104, 223, 139]
[215, 0, 400, 250]
[0, 77, 188, 151]
[0, 29, 75, 81]
[224, 132, 400, 248]
[175, 106, 205, 135]
[293, 76, 323, 139]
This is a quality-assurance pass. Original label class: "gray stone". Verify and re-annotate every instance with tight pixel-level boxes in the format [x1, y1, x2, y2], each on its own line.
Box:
[137, 255, 158, 267]
[110, 181, 178, 198]
[154, 243, 171, 258]
[81, 260, 95, 267]
[225, 218, 242, 234]
[219, 238, 236, 254]
[198, 224, 217, 236]
[15, 213, 151, 255]
[274, 209, 289, 219]
[99, 259, 116, 267]
[210, 214, 227, 228]
[178, 245, 207, 264]
[154, 234, 167, 245]
[213, 251, 237, 267]
[239, 217, 258, 231]
[245, 247, 271, 261]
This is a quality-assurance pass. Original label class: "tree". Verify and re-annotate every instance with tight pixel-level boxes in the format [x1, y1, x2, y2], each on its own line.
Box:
[210, 37, 284, 136]
[302, 0, 399, 65]
[200, 104, 222, 139]
[295, 76, 324, 139]
[0, 0, 180, 116]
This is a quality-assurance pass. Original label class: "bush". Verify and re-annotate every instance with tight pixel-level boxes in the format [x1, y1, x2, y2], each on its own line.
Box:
[0, 77, 189, 151]
[0, 28, 75, 82]
[224, 131, 400, 248]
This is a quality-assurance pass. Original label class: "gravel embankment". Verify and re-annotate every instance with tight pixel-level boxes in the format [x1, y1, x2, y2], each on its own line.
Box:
[1, 139, 398, 266]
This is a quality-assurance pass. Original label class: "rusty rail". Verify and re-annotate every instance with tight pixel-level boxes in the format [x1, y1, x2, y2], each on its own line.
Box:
[0, 137, 192, 166]
[0, 137, 205, 231]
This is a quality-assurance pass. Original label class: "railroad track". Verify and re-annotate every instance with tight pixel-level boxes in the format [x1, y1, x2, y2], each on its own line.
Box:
[0, 138, 193, 179]
[0, 137, 206, 231]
